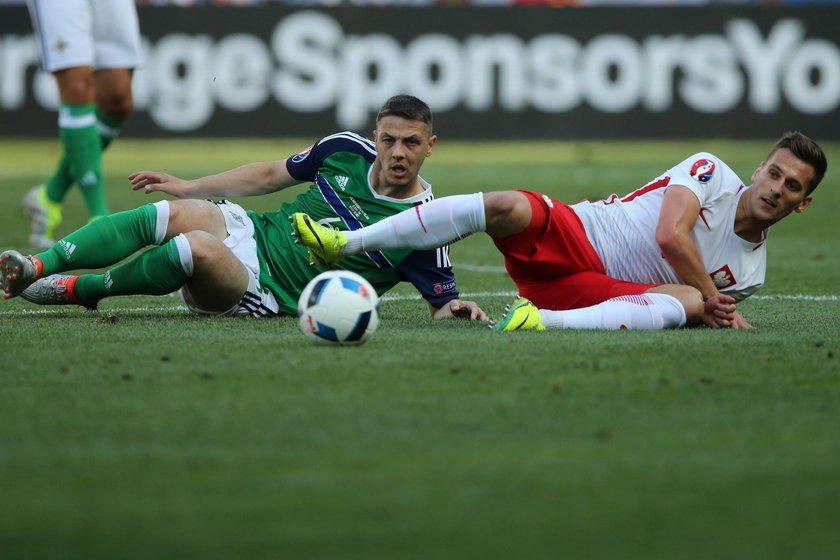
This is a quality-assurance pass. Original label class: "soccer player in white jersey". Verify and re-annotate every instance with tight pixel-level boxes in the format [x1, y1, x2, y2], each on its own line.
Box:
[291, 131, 827, 331]
[24, 0, 142, 248]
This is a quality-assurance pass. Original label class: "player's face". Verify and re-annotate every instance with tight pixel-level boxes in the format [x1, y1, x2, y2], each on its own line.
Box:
[372, 116, 437, 195]
[744, 147, 814, 225]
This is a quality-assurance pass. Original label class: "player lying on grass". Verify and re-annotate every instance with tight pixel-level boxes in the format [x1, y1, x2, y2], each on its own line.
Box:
[292, 131, 826, 330]
[0, 95, 487, 321]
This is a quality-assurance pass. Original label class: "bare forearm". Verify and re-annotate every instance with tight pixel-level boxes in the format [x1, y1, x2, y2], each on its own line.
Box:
[655, 185, 719, 299]
[129, 161, 293, 199]
[184, 162, 288, 197]
[660, 235, 719, 299]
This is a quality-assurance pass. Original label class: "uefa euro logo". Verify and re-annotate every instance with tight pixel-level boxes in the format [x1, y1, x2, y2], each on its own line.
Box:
[291, 145, 314, 163]
[690, 159, 715, 182]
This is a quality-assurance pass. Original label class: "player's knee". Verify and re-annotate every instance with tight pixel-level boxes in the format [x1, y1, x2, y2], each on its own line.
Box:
[98, 92, 134, 120]
[166, 200, 190, 233]
[182, 231, 222, 264]
[647, 285, 703, 325]
[675, 287, 704, 325]
[57, 74, 95, 104]
[166, 200, 224, 239]
[484, 191, 520, 217]
[484, 191, 531, 237]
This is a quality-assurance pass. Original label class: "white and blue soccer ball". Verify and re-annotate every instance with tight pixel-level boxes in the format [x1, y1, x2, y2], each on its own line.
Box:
[297, 270, 380, 346]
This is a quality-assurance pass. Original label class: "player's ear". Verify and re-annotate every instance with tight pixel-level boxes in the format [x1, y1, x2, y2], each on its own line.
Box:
[751, 161, 764, 183]
[426, 134, 437, 157]
[795, 195, 814, 213]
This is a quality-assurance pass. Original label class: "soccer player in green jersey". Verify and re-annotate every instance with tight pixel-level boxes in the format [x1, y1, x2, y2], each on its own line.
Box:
[1, 95, 487, 321]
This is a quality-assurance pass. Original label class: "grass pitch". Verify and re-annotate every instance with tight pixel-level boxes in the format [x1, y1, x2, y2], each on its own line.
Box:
[1, 138, 839, 559]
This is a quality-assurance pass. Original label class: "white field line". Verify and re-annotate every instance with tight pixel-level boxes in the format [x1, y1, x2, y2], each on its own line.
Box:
[0, 292, 837, 317]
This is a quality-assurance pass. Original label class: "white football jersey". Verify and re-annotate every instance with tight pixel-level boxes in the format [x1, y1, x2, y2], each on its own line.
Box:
[571, 152, 766, 302]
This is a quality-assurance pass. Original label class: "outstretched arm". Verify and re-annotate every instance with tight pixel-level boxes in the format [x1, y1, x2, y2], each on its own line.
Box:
[655, 185, 751, 329]
[129, 160, 299, 199]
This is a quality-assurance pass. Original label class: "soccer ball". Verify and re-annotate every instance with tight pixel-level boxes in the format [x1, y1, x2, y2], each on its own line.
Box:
[297, 270, 380, 346]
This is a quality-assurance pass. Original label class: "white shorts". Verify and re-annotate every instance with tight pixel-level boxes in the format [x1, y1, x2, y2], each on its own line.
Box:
[27, 0, 142, 72]
[178, 201, 281, 318]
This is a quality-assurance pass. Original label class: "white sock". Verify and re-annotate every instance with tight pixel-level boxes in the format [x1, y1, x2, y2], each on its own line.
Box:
[152, 200, 170, 244]
[172, 233, 194, 276]
[342, 193, 486, 255]
[539, 293, 687, 330]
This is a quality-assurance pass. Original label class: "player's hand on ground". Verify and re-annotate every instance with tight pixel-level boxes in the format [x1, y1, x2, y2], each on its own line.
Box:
[129, 171, 186, 196]
[432, 299, 489, 321]
[703, 293, 739, 328]
[729, 310, 754, 329]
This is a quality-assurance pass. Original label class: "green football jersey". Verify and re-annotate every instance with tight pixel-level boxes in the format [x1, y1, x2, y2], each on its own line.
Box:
[248, 132, 460, 315]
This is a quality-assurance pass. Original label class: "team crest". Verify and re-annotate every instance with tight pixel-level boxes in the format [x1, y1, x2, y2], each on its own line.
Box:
[710, 264, 736, 289]
[291, 145, 314, 163]
[690, 159, 715, 182]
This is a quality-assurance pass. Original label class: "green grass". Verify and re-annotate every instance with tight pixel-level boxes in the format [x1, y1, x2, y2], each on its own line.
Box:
[1, 138, 839, 559]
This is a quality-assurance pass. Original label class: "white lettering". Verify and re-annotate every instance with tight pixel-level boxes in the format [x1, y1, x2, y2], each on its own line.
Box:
[680, 35, 743, 113]
[404, 34, 463, 113]
[339, 34, 403, 129]
[272, 11, 341, 112]
[642, 35, 684, 112]
[213, 34, 272, 112]
[528, 35, 582, 112]
[464, 35, 527, 112]
[583, 35, 642, 113]
[728, 18, 804, 113]
[783, 39, 840, 114]
[2, 12, 839, 135]
[148, 34, 214, 131]
[0, 35, 40, 109]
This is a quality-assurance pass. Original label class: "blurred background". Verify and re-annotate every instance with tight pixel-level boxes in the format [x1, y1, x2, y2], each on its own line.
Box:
[1, 0, 838, 140]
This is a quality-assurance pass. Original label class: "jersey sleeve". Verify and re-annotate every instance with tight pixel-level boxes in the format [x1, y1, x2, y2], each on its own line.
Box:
[285, 131, 376, 183]
[667, 152, 742, 206]
[394, 246, 461, 309]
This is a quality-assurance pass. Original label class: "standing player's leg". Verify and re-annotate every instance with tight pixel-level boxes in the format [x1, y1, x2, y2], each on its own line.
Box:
[25, 0, 141, 248]
[24, 68, 134, 249]
[55, 66, 109, 217]
[93, 68, 135, 150]
[63, 67, 135, 223]
[26, 0, 99, 247]
[23, 65, 104, 250]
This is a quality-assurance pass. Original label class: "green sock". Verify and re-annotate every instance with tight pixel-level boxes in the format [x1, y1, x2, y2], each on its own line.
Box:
[95, 108, 124, 151]
[45, 109, 124, 205]
[45, 159, 73, 205]
[59, 103, 108, 217]
[36, 204, 159, 274]
[74, 238, 189, 302]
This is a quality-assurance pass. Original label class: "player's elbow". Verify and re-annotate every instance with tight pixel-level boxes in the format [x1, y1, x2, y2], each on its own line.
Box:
[655, 228, 682, 256]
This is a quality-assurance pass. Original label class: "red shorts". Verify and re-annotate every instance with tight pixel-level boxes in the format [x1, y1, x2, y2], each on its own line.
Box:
[492, 190, 659, 310]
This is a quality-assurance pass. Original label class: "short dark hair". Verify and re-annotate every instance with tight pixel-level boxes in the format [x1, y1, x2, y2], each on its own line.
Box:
[769, 131, 827, 194]
[376, 95, 433, 135]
